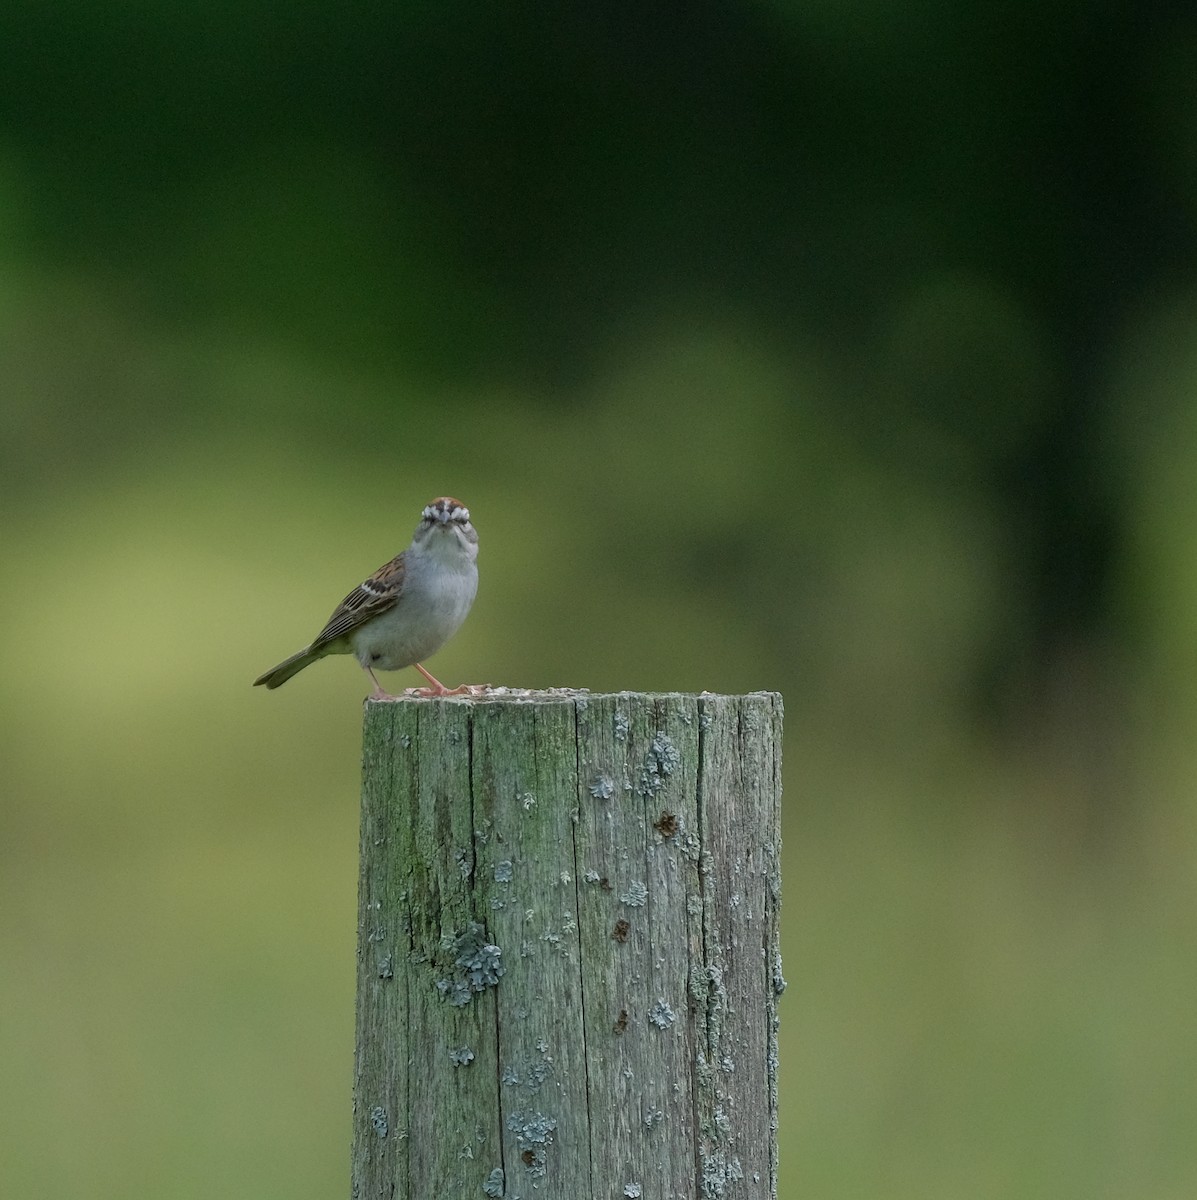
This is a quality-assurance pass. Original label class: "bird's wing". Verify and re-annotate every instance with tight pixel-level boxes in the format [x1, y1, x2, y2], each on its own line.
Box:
[309, 553, 406, 652]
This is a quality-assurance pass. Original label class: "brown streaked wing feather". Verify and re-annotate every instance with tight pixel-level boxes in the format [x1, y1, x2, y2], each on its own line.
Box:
[309, 553, 406, 652]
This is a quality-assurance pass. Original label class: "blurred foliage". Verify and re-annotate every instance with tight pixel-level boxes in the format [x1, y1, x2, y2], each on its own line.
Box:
[3, 2, 1197, 1197]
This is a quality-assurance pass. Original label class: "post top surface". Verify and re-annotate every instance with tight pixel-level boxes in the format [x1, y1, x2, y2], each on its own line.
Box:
[365, 687, 782, 706]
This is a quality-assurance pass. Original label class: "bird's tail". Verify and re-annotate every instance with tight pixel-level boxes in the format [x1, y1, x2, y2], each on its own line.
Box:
[253, 646, 322, 689]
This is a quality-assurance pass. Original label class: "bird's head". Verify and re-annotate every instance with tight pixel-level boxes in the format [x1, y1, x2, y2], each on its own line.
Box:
[416, 496, 478, 559]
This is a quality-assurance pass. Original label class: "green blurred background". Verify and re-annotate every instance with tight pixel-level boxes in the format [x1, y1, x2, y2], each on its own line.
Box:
[3, 2, 1197, 1196]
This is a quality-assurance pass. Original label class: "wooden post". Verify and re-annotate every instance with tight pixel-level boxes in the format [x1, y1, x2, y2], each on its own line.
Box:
[352, 690, 784, 1200]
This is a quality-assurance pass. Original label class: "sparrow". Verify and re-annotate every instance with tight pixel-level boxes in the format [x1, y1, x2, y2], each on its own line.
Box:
[253, 496, 480, 699]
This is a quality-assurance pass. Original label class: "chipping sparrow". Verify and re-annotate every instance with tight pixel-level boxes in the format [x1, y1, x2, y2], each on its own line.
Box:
[253, 496, 480, 699]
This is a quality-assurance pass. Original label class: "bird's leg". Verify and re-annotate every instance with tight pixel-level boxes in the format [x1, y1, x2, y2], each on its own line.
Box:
[413, 662, 450, 692]
[363, 664, 396, 701]
[406, 662, 456, 696]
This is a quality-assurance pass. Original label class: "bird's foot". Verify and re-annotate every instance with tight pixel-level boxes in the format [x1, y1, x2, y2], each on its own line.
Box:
[409, 662, 490, 697]
[403, 682, 491, 698]
[362, 664, 398, 701]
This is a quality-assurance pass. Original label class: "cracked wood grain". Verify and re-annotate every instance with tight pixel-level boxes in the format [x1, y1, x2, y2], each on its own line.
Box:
[352, 691, 783, 1200]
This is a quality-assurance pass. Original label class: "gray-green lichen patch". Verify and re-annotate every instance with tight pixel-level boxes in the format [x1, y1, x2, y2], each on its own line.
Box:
[435, 922, 504, 1005]
[649, 998, 676, 1028]
[700, 1150, 743, 1197]
[589, 773, 616, 801]
[436, 979, 473, 1006]
[620, 880, 648, 907]
[449, 1045, 475, 1066]
[494, 859, 514, 883]
[369, 1106, 388, 1138]
[483, 1167, 505, 1197]
[638, 732, 680, 798]
[502, 1052, 554, 1091]
[507, 1111, 557, 1179]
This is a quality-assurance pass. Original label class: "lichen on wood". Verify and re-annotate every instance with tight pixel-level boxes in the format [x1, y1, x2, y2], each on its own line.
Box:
[352, 690, 783, 1200]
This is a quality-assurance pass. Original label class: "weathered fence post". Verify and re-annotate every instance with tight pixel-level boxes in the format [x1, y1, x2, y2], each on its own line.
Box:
[352, 690, 784, 1200]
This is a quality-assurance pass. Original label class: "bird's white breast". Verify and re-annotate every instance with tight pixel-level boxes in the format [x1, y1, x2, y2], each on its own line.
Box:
[350, 547, 477, 672]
